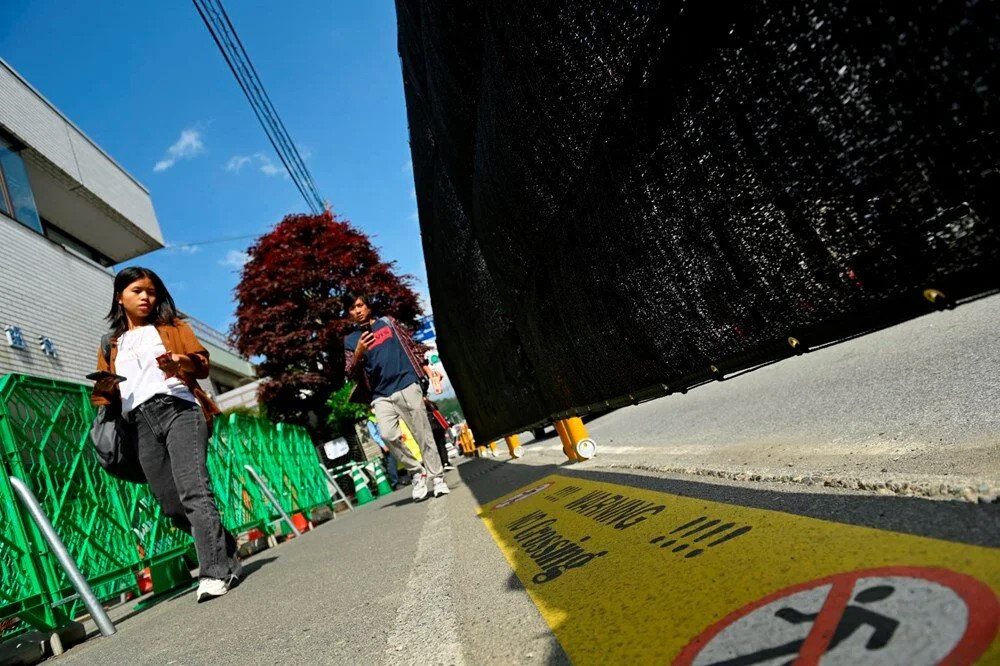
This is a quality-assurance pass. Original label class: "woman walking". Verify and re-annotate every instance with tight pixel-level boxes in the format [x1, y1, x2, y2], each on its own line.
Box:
[91, 267, 240, 602]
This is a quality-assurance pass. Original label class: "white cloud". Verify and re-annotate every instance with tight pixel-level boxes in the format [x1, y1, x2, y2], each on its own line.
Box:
[220, 249, 250, 268]
[153, 128, 205, 172]
[225, 155, 252, 172]
[225, 152, 287, 177]
[256, 153, 286, 177]
[165, 241, 201, 255]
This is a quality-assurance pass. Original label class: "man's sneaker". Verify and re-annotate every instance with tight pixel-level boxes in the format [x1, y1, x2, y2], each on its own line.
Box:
[443, 463, 456, 471]
[433, 477, 450, 497]
[411, 473, 428, 501]
[196, 577, 230, 603]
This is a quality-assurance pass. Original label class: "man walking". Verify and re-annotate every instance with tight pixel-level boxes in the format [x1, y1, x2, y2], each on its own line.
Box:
[424, 396, 455, 471]
[343, 293, 449, 501]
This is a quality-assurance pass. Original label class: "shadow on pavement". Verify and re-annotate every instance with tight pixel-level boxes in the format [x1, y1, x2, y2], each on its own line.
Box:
[458, 460, 1000, 546]
[87, 556, 280, 639]
[379, 496, 418, 509]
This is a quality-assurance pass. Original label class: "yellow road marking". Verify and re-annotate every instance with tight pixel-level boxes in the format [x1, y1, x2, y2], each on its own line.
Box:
[479, 474, 1000, 664]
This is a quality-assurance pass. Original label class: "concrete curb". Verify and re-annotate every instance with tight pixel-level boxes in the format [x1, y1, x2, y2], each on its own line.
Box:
[595, 462, 999, 503]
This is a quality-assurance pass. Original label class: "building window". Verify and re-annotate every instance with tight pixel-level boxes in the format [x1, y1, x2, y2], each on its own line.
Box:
[42, 219, 114, 267]
[0, 137, 42, 233]
[213, 380, 236, 395]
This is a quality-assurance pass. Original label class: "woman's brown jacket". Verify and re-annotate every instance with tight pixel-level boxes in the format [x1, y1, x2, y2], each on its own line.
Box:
[90, 320, 222, 426]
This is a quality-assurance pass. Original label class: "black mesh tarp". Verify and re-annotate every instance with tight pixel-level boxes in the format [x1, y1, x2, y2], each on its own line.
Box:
[397, 0, 1000, 441]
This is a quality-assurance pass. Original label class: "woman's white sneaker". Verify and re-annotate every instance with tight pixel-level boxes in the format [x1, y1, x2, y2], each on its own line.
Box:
[196, 577, 230, 602]
[432, 477, 450, 497]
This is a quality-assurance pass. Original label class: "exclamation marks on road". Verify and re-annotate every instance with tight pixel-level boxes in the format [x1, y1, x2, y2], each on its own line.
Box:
[545, 485, 582, 503]
[648, 516, 752, 558]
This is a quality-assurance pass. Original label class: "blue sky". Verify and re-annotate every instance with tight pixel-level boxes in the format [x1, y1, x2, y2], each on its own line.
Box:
[0, 0, 424, 333]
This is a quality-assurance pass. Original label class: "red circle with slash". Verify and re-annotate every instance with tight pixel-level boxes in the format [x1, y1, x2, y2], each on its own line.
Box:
[674, 566, 999, 666]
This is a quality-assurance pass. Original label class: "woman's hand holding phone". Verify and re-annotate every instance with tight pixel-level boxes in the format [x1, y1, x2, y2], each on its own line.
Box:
[86, 370, 127, 393]
[156, 352, 182, 378]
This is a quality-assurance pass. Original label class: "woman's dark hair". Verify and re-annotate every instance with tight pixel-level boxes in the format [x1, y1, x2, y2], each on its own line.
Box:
[106, 266, 182, 336]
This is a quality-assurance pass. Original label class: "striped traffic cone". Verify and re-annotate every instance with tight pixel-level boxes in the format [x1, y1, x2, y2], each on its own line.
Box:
[372, 459, 394, 496]
[350, 464, 374, 505]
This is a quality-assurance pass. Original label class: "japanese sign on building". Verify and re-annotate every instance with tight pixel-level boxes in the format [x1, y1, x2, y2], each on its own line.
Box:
[38, 335, 57, 357]
[4, 325, 26, 350]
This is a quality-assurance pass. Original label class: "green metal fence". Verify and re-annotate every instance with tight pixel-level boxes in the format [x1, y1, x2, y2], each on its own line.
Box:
[0, 373, 334, 639]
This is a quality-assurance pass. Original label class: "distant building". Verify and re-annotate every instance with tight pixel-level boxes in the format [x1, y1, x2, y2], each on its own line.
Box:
[0, 58, 254, 396]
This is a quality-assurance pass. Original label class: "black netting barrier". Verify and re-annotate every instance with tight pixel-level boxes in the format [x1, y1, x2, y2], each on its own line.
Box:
[397, 0, 1000, 441]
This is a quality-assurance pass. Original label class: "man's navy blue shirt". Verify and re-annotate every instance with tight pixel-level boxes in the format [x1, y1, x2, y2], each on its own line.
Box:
[344, 318, 420, 399]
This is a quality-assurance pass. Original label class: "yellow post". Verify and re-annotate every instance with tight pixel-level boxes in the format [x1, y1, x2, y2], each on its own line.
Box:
[564, 417, 596, 460]
[554, 419, 578, 462]
[505, 434, 523, 459]
[488, 440, 498, 457]
[477, 446, 487, 457]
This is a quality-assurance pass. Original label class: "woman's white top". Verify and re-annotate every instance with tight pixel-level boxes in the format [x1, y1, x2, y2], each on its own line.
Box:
[116, 325, 197, 415]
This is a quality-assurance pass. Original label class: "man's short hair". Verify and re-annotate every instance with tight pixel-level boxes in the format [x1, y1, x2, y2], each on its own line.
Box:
[343, 291, 371, 312]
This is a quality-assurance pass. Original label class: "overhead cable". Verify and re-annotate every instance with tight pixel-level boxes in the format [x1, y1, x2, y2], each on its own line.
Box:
[192, 0, 325, 214]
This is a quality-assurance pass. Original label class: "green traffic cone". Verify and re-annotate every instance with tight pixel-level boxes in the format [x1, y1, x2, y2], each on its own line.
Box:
[371, 459, 394, 496]
[350, 464, 374, 505]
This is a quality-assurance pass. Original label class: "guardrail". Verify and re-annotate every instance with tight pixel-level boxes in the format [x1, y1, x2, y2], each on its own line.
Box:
[0, 373, 333, 640]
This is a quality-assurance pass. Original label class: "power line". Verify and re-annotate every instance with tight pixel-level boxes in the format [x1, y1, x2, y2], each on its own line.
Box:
[163, 232, 265, 249]
[214, 0, 322, 205]
[197, 0, 315, 209]
[192, 0, 325, 214]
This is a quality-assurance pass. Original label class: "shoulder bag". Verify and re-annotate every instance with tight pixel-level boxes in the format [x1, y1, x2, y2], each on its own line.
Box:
[88, 333, 146, 483]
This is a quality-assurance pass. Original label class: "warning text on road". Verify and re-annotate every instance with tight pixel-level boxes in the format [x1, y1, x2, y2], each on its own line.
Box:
[479, 475, 1000, 664]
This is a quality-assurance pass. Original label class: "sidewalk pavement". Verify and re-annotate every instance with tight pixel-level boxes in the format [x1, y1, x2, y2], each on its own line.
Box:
[52, 459, 567, 666]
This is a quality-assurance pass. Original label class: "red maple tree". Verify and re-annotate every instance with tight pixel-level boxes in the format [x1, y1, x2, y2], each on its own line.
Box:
[230, 211, 422, 434]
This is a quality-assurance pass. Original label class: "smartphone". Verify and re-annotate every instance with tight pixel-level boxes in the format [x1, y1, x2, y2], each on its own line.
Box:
[360, 323, 372, 334]
[155, 353, 172, 367]
[85, 370, 128, 382]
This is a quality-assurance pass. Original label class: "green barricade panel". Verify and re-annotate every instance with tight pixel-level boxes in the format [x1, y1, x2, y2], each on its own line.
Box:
[276, 423, 330, 514]
[0, 373, 333, 637]
[208, 414, 273, 534]
[0, 375, 188, 633]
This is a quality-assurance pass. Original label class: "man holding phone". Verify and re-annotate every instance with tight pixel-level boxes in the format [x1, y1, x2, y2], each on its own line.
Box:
[343, 292, 448, 502]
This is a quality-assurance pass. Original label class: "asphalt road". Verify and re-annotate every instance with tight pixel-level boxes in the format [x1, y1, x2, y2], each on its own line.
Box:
[520, 293, 1000, 502]
[53, 456, 1000, 664]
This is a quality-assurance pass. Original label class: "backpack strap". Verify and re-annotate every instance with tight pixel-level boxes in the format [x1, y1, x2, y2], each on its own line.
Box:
[381, 316, 425, 376]
[100, 333, 112, 364]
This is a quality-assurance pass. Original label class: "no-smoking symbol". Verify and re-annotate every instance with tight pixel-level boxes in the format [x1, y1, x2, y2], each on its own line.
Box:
[675, 567, 999, 665]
